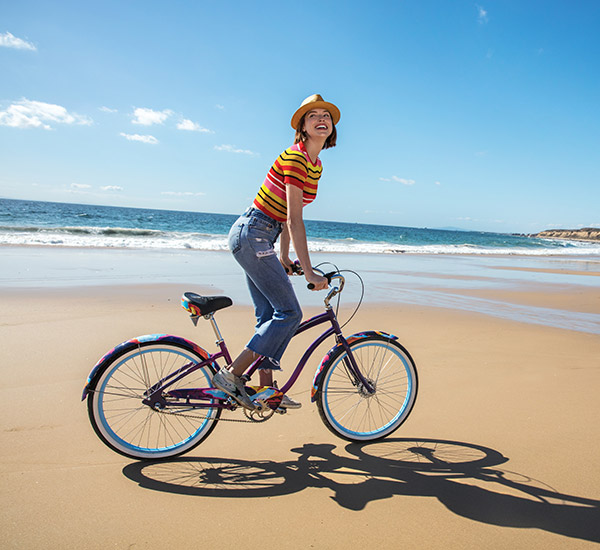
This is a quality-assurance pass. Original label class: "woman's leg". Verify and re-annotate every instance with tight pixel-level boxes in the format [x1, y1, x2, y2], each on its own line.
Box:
[232, 217, 303, 369]
[242, 252, 302, 366]
[246, 273, 274, 332]
[233, 269, 298, 386]
[223, 211, 301, 403]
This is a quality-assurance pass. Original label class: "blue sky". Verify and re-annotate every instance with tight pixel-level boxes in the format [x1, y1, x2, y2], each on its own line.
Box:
[1, 0, 598, 233]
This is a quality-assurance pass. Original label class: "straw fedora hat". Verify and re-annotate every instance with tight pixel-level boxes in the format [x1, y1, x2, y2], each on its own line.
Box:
[291, 94, 341, 130]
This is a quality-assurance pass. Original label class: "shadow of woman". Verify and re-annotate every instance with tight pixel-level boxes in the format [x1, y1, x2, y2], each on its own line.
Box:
[344, 439, 600, 543]
[122, 437, 599, 543]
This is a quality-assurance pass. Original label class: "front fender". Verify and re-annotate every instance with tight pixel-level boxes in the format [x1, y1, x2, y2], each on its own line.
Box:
[310, 331, 398, 402]
[82, 334, 210, 400]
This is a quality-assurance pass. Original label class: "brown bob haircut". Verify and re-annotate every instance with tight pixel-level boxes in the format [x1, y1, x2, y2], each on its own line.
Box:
[294, 112, 337, 149]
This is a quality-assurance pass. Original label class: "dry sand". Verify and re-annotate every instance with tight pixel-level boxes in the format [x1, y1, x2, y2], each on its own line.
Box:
[1, 280, 600, 549]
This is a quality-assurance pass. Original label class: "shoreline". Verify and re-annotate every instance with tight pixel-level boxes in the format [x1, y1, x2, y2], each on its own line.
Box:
[2, 240, 600, 256]
[1, 245, 599, 334]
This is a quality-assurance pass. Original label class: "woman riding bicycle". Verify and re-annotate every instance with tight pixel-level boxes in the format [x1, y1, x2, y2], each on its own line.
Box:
[213, 93, 340, 410]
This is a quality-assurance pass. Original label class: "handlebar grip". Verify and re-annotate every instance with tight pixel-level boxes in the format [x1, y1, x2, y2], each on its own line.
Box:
[307, 272, 335, 290]
[285, 260, 304, 276]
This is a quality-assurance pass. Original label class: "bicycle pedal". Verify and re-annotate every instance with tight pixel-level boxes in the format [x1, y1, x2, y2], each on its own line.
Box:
[274, 407, 288, 415]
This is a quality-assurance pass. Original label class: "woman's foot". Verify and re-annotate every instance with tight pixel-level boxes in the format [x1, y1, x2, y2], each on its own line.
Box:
[212, 369, 256, 409]
[279, 394, 302, 409]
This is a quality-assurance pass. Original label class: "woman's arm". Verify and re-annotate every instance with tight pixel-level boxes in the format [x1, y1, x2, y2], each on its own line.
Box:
[286, 184, 328, 290]
[279, 224, 293, 270]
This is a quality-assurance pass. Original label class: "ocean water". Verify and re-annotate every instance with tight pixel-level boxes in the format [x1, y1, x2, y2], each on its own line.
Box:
[1, 198, 599, 256]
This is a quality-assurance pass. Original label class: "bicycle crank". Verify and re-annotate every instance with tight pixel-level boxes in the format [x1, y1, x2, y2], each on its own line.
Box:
[243, 400, 275, 422]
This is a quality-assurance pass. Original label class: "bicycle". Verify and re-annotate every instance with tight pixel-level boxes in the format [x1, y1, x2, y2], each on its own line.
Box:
[82, 268, 418, 460]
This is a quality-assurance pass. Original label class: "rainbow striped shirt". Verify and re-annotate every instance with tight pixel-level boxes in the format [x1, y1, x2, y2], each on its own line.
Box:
[253, 141, 322, 222]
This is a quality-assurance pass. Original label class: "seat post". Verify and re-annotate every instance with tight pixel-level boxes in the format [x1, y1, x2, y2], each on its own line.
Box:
[205, 313, 224, 344]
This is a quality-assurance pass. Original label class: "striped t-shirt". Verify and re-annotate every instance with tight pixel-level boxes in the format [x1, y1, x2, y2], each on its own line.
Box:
[253, 141, 322, 222]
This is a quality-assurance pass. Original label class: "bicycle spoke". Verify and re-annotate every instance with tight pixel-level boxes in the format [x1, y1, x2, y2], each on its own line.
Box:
[318, 338, 417, 440]
[90, 343, 220, 458]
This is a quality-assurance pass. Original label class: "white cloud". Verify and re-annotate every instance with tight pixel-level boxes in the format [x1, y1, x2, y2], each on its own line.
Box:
[214, 144, 256, 156]
[435, 181, 441, 186]
[477, 5, 488, 24]
[99, 106, 118, 113]
[380, 176, 416, 186]
[215, 104, 225, 110]
[71, 183, 91, 190]
[0, 31, 36, 51]
[120, 132, 158, 144]
[132, 107, 172, 126]
[101, 186, 123, 192]
[177, 118, 213, 133]
[161, 191, 205, 197]
[0, 99, 92, 129]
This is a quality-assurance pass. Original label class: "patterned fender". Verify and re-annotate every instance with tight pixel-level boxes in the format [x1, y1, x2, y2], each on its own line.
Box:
[310, 331, 398, 402]
[81, 334, 210, 400]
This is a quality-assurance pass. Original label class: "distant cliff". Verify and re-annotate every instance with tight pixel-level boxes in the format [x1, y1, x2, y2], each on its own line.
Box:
[530, 228, 600, 242]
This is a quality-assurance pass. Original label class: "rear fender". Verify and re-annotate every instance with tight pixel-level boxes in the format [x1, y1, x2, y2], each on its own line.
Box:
[82, 334, 210, 400]
[310, 331, 397, 402]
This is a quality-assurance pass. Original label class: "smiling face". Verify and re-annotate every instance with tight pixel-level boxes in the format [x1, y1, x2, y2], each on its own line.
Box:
[294, 108, 337, 150]
[302, 108, 333, 141]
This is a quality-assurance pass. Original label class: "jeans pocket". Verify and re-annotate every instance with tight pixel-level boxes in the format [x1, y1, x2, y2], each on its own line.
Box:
[248, 216, 275, 233]
[248, 227, 277, 259]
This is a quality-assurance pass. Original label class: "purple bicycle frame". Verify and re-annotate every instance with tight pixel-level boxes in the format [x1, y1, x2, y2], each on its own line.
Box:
[243, 308, 374, 395]
[144, 307, 374, 409]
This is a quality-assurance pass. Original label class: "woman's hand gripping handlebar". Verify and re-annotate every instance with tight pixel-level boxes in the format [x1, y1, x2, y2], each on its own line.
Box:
[307, 271, 335, 290]
[309, 270, 346, 307]
[307, 268, 345, 296]
[305, 270, 329, 291]
[285, 260, 328, 291]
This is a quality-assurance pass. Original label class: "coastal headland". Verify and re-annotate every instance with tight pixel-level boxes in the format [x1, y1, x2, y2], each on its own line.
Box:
[530, 228, 600, 242]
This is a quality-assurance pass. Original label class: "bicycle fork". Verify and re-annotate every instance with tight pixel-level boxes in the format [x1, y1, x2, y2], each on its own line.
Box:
[337, 336, 376, 395]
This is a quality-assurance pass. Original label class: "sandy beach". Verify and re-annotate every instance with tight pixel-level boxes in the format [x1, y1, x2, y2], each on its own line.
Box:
[1, 248, 599, 549]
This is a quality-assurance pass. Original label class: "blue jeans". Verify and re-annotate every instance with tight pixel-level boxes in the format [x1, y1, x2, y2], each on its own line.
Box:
[228, 208, 303, 370]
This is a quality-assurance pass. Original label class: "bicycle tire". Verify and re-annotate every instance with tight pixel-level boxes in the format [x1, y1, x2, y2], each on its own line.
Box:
[316, 335, 418, 441]
[87, 340, 220, 460]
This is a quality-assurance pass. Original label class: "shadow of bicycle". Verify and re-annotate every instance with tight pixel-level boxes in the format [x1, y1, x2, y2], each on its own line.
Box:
[122, 438, 600, 543]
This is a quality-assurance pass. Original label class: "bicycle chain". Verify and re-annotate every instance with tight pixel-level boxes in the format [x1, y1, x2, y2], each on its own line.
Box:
[156, 407, 262, 424]
[88, 388, 279, 423]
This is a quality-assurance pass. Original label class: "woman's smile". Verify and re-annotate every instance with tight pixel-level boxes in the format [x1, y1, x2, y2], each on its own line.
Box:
[305, 109, 333, 138]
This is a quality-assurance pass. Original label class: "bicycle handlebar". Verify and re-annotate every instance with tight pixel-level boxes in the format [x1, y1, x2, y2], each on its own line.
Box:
[287, 262, 344, 294]
[307, 271, 337, 290]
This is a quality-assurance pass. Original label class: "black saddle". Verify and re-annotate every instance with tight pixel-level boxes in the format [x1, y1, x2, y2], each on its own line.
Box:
[181, 292, 233, 316]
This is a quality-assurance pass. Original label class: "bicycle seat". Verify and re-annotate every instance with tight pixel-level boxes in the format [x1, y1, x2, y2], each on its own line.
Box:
[181, 292, 233, 316]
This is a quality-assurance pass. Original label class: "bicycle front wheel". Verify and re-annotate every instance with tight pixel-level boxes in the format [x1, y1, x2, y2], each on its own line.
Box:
[316, 335, 418, 441]
[88, 341, 220, 460]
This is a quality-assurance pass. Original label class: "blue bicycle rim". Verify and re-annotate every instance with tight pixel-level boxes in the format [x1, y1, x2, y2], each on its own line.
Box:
[96, 346, 215, 455]
[321, 341, 415, 439]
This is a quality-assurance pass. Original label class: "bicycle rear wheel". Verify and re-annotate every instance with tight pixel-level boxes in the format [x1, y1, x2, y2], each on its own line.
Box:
[88, 341, 220, 460]
[316, 335, 417, 441]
